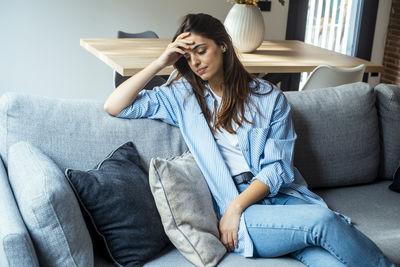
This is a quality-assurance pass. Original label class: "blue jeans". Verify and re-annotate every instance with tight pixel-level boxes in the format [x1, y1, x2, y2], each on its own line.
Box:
[236, 182, 394, 267]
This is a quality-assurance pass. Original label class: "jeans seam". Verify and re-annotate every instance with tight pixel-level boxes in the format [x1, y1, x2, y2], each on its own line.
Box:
[247, 225, 349, 266]
[247, 225, 310, 232]
[308, 226, 348, 266]
[291, 251, 310, 267]
[319, 237, 347, 266]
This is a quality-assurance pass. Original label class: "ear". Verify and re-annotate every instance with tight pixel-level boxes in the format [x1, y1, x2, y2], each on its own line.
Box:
[221, 45, 227, 53]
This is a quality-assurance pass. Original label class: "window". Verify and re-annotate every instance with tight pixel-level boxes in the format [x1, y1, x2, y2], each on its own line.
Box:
[300, 0, 364, 86]
[305, 0, 364, 55]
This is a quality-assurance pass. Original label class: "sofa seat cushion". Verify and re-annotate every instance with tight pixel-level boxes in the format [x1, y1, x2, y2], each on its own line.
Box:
[284, 82, 379, 188]
[144, 248, 306, 267]
[315, 180, 400, 265]
[94, 180, 400, 267]
[94, 247, 305, 267]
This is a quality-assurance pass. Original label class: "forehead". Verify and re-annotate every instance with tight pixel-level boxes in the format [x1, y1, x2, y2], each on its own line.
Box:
[185, 33, 215, 46]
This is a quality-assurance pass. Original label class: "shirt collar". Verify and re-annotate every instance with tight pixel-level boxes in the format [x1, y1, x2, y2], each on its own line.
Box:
[204, 82, 212, 98]
[204, 82, 222, 101]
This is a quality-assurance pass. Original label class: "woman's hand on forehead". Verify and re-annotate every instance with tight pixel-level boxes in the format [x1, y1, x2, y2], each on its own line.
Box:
[175, 32, 196, 51]
[178, 32, 196, 51]
[156, 32, 195, 68]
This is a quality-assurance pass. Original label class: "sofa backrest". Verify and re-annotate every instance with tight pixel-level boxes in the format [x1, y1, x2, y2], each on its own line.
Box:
[0, 82, 397, 189]
[0, 93, 188, 172]
[284, 82, 379, 188]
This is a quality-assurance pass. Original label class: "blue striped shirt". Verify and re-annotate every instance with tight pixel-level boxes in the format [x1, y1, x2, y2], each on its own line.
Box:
[118, 78, 329, 257]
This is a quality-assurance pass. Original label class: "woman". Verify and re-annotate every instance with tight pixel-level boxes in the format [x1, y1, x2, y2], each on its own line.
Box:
[104, 13, 393, 267]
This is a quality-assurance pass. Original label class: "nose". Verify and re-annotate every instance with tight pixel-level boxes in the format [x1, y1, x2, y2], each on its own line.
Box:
[190, 55, 200, 67]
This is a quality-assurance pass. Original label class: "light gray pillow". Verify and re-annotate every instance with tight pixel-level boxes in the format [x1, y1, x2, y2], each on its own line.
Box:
[7, 142, 93, 267]
[375, 83, 400, 179]
[284, 82, 379, 188]
[0, 156, 40, 267]
[149, 151, 226, 267]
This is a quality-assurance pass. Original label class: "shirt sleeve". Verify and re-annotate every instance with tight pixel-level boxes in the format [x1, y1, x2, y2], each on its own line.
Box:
[117, 85, 179, 126]
[253, 92, 297, 197]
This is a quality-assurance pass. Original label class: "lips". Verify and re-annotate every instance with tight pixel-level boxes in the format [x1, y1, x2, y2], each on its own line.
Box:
[197, 67, 207, 75]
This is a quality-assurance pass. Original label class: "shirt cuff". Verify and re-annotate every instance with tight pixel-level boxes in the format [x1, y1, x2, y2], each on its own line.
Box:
[253, 162, 285, 197]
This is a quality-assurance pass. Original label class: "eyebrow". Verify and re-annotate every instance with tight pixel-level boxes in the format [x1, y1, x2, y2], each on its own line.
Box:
[184, 43, 207, 58]
[192, 43, 207, 50]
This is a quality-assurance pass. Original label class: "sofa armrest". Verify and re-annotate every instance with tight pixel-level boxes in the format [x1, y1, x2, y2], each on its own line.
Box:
[375, 83, 400, 179]
[0, 156, 39, 267]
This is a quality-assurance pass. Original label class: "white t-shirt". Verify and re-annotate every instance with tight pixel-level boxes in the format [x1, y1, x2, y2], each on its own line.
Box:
[210, 90, 251, 176]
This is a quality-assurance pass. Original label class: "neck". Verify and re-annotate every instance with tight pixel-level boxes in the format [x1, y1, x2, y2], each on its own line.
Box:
[208, 68, 225, 97]
[208, 80, 224, 98]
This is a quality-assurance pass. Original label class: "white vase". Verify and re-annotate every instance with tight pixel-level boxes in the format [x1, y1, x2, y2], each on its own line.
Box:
[224, 4, 265, 53]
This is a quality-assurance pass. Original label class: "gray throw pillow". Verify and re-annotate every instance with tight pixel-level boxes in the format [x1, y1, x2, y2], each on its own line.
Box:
[149, 151, 226, 267]
[7, 142, 93, 267]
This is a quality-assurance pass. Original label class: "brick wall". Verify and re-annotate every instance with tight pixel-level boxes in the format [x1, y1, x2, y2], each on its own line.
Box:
[381, 0, 400, 84]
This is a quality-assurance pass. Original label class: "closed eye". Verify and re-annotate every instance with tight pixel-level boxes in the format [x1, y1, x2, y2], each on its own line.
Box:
[184, 46, 207, 61]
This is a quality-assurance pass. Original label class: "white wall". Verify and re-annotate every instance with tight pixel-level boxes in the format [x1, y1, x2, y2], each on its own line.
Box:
[0, 0, 289, 100]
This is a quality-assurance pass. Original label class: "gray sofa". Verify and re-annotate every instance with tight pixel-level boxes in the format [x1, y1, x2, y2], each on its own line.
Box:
[0, 82, 399, 267]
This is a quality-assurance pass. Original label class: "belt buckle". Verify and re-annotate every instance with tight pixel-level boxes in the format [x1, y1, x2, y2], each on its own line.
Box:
[233, 172, 253, 185]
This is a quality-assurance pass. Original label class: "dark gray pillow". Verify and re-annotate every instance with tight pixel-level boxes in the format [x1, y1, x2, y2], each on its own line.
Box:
[389, 163, 400, 193]
[284, 82, 379, 188]
[375, 84, 400, 180]
[65, 142, 170, 267]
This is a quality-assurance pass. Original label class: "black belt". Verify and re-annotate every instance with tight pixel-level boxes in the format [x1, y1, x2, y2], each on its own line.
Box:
[232, 172, 253, 185]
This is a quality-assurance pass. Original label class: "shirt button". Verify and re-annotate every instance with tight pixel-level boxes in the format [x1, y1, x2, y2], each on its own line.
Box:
[244, 148, 248, 151]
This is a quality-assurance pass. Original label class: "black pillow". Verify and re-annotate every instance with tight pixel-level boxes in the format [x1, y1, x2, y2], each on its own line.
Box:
[64, 142, 170, 266]
[389, 162, 400, 193]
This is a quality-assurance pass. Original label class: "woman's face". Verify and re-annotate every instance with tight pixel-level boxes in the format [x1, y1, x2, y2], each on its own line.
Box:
[182, 33, 225, 85]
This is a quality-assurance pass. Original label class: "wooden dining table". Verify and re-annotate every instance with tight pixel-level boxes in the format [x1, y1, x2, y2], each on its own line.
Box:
[80, 38, 384, 77]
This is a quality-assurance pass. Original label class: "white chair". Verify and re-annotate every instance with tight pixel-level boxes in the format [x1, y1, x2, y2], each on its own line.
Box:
[300, 64, 366, 91]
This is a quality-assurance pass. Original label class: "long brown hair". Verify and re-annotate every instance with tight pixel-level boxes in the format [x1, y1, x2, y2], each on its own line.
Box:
[172, 13, 268, 134]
